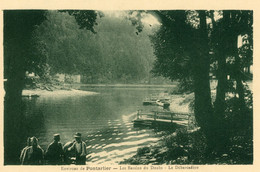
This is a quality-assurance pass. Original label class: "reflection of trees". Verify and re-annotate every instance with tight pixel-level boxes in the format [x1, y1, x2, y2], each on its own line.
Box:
[22, 99, 46, 136]
[4, 97, 46, 164]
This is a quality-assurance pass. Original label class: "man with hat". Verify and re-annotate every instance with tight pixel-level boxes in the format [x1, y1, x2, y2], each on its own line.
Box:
[68, 133, 87, 165]
[45, 134, 64, 165]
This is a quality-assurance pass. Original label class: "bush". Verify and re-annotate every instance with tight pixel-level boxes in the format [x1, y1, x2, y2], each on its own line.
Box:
[162, 129, 207, 164]
[137, 147, 150, 155]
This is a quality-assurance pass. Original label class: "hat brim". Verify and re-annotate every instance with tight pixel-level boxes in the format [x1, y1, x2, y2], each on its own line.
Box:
[74, 135, 81, 138]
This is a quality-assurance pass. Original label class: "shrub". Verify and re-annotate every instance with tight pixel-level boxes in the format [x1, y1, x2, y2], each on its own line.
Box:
[162, 128, 207, 164]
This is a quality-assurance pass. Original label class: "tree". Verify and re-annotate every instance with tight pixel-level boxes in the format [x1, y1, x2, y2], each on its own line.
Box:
[32, 11, 156, 84]
[4, 10, 46, 164]
[151, 10, 213, 137]
[150, 11, 195, 91]
[3, 10, 98, 164]
[208, 11, 253, 151]
[228, 11, 253, 111]
[191, 10, 214, 150]
[150, 10, 253, 155]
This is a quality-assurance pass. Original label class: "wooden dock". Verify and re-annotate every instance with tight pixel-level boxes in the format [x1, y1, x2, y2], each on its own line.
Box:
[133, 110, 192, 127]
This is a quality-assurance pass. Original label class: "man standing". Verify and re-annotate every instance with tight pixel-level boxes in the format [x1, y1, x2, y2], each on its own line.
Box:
[68, 133, 87, 165]
[45, 134, 64, 165]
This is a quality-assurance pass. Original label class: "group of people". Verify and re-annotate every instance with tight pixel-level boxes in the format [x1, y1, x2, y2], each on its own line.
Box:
[20, 132, 87, 165]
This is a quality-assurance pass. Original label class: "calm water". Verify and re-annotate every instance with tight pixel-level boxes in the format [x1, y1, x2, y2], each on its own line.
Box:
[21, 86, 175, 164]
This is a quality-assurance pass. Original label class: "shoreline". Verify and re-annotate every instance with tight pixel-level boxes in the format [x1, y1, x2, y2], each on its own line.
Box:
[79, 83, 177, 88]
[22, 88, 98, 97]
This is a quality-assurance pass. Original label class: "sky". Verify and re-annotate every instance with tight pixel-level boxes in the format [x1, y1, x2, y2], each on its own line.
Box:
[102, 10, 161, 26]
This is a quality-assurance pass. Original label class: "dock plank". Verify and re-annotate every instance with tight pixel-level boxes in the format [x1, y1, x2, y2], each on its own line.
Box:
[134, 110, 191, 127]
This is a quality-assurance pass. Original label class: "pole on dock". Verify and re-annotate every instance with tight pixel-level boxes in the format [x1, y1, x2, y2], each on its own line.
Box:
[171, 113, 173, 123]
[154, 112, 157, 121]
[137, 110, 140, 119]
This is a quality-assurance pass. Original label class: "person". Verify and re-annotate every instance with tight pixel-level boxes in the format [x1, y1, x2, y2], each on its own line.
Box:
[45, 134, 64, 165]
[63, 141, 75, 165]
[19, 137, 31, 165]
[68, 133, 87, 165]
[22, 136, 44, 165]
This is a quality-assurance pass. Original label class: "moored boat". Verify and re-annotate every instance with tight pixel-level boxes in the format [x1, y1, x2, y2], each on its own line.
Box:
[22, 94, 40, 98]
[156, 100, 170, 109]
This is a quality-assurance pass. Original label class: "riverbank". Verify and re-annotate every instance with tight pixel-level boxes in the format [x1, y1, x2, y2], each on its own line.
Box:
[79, 83, 177, 88]
[22, 88, 98, 97]
[119, 92, 197, 165]
[120, 126, 252, 165]
[120, 82, 253, 165]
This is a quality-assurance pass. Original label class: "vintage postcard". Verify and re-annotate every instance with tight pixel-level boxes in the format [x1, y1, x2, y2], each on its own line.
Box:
[0, 0, 259, 172]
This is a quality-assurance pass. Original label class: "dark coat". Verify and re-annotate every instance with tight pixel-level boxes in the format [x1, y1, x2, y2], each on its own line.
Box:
[22, 146, 44, 165]
[45, 141, 64, 165]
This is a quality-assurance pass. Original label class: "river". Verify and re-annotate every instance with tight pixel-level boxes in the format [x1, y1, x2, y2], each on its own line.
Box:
[21, 85, 176, 165]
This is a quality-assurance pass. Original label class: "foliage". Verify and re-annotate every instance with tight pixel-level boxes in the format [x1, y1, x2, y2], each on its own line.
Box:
[121, 127, 252, 165]
[170, 80, 193, 94]
[4, 10, 46, 81]
[244, 83, 253, 109]
[150, 11, 195, 91]
[149, 10, 253, 162]
[26, 33, 49, 77]
[162, 129, 207, 164]
[60, 10, 99, 33]
[31, 11, 157, 84]
[4, 10, 47, 165]
[4, 10, 100, 165]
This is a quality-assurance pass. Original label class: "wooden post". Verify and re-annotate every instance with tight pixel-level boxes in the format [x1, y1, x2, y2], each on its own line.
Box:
[171, 113, 173, 123]
[154, 112, 157, 121]
[137, 110, 140, 119]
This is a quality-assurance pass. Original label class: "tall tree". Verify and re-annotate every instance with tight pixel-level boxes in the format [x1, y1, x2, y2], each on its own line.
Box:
[191, 10, 213, 147]
[4, 10, 46, 164]
[151, 11, 194, 90]
[210, 10, 228, 120]
[32, 11, 156, 84]
[3, 10, 98, 164]
[230, 11, 253, 110]
[151, 10, 213, 134]
[151, 10, 253, 154]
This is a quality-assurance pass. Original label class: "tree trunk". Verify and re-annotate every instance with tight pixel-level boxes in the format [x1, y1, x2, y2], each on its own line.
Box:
[228, 11, 246, 118]
[192, 11, 213, 147]
[214, 11, 229, 119]
[4, 10, 45, 164]
[233, 36, 247, 128]
[211, 11, 230, 152]
[4, 39, 27, 165]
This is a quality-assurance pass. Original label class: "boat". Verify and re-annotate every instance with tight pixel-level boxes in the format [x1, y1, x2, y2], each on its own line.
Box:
[143, 100, 157, 105]
[156, 100, 170, 109]
[22, 94, 40, 98]
[143, 93, 171, 108]
[142, 97, 158, 105]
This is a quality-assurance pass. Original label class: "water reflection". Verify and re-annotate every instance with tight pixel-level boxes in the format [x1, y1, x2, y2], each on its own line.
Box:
[8, 86, 177, 164]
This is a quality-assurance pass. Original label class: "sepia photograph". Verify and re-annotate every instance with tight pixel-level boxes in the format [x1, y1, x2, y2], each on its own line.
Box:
[1, 2, 257, 170]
